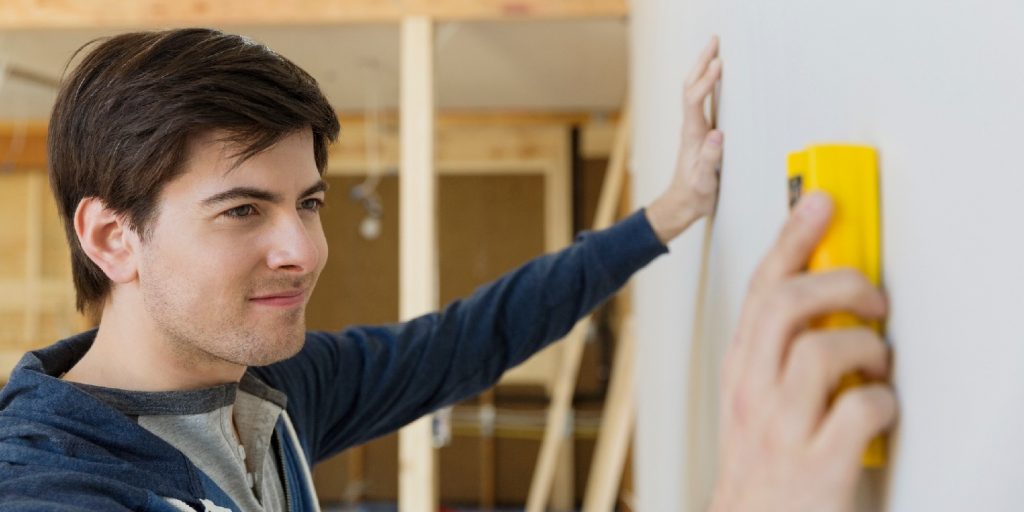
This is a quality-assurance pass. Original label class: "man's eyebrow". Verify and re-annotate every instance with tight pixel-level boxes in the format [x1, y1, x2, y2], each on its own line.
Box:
[201, 180, 328, 208]
[201, 187, 280, 207]
[300, 180, 329, 198]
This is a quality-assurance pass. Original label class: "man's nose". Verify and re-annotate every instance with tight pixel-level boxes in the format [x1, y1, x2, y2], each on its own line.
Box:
[265, 212, 318, 273]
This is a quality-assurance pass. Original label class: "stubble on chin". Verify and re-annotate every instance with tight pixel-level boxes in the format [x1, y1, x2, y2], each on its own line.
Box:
[249, 309, 308, 366]
[144, 291, 308, 371]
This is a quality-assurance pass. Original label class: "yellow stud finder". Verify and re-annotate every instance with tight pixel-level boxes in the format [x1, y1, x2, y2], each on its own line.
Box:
[786, 144, 886, 467]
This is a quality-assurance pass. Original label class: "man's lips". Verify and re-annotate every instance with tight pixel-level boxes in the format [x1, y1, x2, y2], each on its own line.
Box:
[249, 289, 306, 307]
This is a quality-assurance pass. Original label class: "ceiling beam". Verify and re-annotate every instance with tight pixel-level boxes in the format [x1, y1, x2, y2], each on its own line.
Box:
[0, 0, 628, 29]
[0, 111, 624, 171]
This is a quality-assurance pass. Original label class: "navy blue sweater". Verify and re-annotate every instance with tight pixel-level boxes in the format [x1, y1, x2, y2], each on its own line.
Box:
[0, 210, 666, 511]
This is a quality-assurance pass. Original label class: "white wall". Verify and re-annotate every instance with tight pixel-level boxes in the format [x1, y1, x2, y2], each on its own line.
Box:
[631, 1, 1024, 510]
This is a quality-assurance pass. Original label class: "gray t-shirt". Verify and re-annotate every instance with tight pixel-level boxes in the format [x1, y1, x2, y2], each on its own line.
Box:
[70, 373, 288, 512]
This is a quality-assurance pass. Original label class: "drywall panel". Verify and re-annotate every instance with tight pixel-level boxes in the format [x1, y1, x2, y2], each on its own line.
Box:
[632, 0, 1024, 511]
[629, 2, 705, 510]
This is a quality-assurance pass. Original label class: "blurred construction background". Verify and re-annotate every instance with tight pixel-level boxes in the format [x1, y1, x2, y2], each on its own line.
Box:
[0, 2, 635, 511]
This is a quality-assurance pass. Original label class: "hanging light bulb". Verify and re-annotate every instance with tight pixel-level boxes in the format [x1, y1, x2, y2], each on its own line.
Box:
[350, 58, 387, 241]
[359, 214, 381, 240]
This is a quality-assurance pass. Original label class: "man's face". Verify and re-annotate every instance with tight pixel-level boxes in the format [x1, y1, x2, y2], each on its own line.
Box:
[137, 129, 328, 367]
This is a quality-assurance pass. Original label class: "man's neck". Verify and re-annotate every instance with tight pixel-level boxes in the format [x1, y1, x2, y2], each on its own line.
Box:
[63, 299, 246, 391]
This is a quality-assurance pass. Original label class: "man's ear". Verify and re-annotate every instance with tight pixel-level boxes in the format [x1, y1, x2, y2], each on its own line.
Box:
[74, 197, 140, 284]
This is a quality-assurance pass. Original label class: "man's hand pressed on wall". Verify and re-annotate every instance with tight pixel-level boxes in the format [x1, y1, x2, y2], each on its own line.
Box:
[647, 36, 724, 244]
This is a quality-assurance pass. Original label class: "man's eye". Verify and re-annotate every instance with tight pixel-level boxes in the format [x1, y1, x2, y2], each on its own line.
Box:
[224, 204, 257, 218]
[300, 198, 324, 212]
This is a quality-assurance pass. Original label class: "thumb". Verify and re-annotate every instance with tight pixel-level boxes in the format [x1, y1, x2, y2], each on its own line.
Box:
[693, 130, 724, 195]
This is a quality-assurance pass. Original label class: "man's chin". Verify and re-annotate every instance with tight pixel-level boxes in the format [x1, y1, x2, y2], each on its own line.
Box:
[241, 326, 306, 367]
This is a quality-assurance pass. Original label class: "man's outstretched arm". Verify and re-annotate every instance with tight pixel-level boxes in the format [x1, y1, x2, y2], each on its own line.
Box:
[256, 208, 665, 463]
[252, 39, 725, 464]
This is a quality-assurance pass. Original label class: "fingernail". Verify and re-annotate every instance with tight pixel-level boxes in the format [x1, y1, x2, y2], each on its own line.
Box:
[707, 131, 723, 145]
[797, 192, 831, 218]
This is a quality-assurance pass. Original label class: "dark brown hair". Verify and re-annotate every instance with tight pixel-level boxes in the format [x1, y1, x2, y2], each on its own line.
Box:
[48, 28, 340, 314]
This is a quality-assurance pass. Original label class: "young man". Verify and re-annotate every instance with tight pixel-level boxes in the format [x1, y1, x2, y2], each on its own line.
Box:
[0, 29, 894, 512]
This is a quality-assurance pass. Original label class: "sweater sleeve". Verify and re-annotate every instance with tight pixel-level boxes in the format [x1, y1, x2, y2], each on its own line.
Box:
[249, 209, 668, 464]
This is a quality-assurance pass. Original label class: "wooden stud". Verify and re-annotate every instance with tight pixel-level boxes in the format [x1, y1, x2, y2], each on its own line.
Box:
[582, 317, 636, 512]
[544, 127, 576, 511]
[544, 127, 574, 258]
[551, 428, 576, 511]
[525, 322, 588, 512]
[397, 15, 438, 512]
[0, 0, 628, 28]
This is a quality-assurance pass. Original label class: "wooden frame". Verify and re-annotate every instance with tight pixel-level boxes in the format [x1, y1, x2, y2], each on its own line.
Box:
[1, 114, 619, 173]
[0, 0, 628, 28]
[582, 316, 636, 512]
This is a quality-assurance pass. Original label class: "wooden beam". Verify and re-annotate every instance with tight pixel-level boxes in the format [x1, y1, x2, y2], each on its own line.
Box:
[397, 15, 438, 512]
[525, 323, 587, 512]
[547, 126, 576, 512]
[551, 419, 576, 512]
[582, 316, 636, 512]
[2, 113, 621, 173]
[329, 123, 571, 175]
[3, 112, 617, 133]
[0, 0, 628, 29]
[338, 110, 622, 128]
